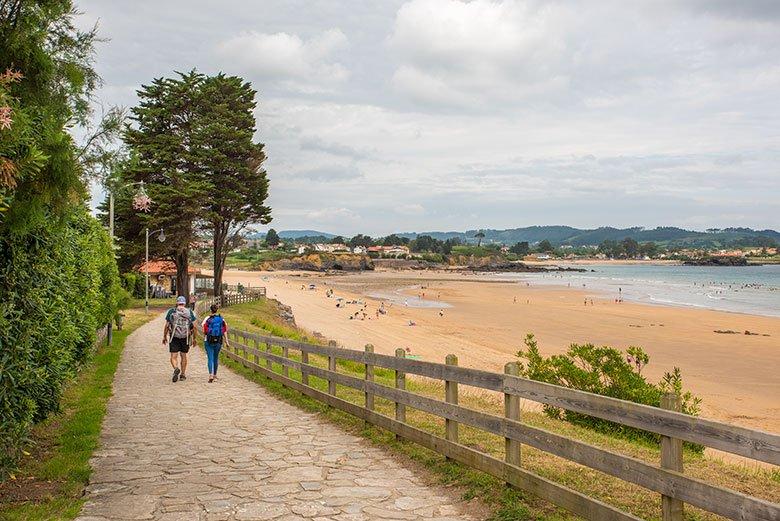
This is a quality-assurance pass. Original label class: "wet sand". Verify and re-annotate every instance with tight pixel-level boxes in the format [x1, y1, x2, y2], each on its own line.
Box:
[220, 269, 780, 435]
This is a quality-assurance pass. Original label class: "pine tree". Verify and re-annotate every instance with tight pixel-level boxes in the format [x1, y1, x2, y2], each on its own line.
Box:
[123, 71, 210, 296]
[265, 228, 280, 248]
[196, 74, 271, 296]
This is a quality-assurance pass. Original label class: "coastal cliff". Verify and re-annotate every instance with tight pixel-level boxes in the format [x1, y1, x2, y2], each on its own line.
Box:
[683, 256, 749, 266]
[260, 253, 374, 272]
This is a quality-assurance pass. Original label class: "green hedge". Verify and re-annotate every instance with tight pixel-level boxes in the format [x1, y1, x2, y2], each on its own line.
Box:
[0, 207, 120, 477]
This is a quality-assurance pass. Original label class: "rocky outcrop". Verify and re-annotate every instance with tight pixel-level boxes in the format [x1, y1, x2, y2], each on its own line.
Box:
[461, 261, 587, 273]
[260, 253, 374, 272]
[683, 256, 749, 266]
[273, 299, 296, 325]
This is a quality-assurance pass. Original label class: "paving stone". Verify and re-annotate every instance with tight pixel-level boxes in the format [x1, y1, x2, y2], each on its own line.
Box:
[235, 502, 290, 520]
[75, 314, 479, 520]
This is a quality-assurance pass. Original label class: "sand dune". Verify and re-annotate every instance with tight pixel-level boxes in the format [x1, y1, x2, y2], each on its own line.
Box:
[221, 269, 780, 434]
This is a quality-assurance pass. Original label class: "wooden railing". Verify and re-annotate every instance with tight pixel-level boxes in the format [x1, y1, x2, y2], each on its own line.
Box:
[203, 289, 266, 310]
[223, 329, 780, 521]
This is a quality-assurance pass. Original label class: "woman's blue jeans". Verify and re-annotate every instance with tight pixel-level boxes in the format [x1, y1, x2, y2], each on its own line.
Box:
[205, 342, 222, 375]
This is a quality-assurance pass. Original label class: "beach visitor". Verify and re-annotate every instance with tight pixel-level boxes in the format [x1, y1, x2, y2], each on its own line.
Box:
[202, 304, 229, 383]
[163, 296, 197, 382]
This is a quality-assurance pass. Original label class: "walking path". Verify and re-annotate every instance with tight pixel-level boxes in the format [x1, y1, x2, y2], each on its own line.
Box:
[77, 314, 480, 521]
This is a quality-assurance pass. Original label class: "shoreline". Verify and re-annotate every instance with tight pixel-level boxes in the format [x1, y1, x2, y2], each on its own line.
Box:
[219, 269, 780, 435]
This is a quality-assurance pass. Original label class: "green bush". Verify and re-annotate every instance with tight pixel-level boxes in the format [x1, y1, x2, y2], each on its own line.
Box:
[121, 272, 145, 299]
[0, 208, 120, 477]
[516, 334, 702, 448]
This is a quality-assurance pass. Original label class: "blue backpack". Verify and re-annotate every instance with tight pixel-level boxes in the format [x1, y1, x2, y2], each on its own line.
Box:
[207, 315, 224, 344]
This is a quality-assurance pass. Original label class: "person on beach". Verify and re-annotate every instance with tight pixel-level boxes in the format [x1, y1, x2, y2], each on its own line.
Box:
[163, 296, 197, 382]
[202, 304, 229, 383]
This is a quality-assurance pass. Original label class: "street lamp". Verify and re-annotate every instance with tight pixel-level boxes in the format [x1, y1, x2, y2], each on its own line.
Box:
[108, 181, 149, 243]
[145, 228, 166, 314]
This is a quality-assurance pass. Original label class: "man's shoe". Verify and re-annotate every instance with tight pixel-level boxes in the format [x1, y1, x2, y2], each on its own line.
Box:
[179, 374, 187, 381]
[172, 368, 180, 382]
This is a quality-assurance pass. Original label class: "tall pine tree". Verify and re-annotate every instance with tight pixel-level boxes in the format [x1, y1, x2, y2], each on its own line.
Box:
[123, 71, 210, 296]
[194, 74, 270, 297]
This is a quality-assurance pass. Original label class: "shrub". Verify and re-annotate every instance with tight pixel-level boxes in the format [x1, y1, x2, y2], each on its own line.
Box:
[516, 334, 702, 448]
[0, 208, 120, 476]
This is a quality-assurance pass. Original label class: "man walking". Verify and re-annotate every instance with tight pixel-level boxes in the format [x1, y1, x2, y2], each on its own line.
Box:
[163, 296, 197, 382]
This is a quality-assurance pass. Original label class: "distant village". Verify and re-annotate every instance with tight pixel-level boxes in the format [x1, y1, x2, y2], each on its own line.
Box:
[236, 232, 778, 262]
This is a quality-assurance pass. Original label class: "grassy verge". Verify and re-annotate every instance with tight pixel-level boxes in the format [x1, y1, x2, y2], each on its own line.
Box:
[127, 296, 176, 309]
[0, 309, 156, 520]
[221, 300, 779, 520]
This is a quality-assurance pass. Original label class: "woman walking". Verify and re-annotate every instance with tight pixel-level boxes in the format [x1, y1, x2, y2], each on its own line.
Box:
[202, 304, 229, 383]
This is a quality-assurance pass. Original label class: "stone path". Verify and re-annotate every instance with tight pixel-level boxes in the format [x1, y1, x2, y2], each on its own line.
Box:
[77, 314, 480, 521]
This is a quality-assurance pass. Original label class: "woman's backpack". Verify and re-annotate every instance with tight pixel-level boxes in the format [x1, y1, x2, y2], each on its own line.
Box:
[207, 315, 224, 344]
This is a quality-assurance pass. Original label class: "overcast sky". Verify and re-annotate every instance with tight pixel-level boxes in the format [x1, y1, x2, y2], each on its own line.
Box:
[80, 0, 780, 236]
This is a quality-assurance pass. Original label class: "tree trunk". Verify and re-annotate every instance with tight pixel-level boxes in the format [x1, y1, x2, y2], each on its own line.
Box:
[174, 249, 189, 299]
[213, 224, 224, 298]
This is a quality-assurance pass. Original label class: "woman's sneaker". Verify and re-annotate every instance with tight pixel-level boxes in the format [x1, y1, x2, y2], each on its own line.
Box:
[172, 368, 180, 382]
[179, 374, 186, 381]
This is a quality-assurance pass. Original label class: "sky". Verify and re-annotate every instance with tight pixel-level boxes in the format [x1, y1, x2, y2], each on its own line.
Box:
[79, 0, 780, 236]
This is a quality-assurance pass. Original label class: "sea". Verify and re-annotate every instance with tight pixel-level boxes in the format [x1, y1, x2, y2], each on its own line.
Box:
[491, 264, 780, 318]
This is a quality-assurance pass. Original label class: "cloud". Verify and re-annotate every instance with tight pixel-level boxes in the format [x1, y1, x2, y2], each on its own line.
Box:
[299, 135, 370, 160]
[215, 28, 349, 92]
[289, 163, 363, 182]
[388, 0, 780, 114]
[388, 0, 572, 108]
[305, 207, 361, 223]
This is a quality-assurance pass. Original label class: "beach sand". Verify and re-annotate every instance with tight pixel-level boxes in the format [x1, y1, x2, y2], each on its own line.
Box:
[220, 269, 780, 436]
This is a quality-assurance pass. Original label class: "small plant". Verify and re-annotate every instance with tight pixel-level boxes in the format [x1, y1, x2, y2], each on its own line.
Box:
[516, 333, 702, 449]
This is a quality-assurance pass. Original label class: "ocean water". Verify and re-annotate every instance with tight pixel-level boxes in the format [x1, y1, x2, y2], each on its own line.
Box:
[492, 264, 780, 317]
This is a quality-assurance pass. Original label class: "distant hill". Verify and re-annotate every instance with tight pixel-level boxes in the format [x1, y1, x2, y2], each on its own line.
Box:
[244, 226, 778, 249]
[245, 229, 336, 240]
[278, 230, 336, 239]
[399, 226, 779, 248]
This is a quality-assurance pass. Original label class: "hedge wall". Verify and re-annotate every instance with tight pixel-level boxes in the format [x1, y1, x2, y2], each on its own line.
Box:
[0, 207, 120, 476]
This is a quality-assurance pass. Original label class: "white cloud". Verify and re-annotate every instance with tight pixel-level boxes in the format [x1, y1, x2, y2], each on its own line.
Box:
[388, 0, 572, 108]
[215, 28, 349, 92]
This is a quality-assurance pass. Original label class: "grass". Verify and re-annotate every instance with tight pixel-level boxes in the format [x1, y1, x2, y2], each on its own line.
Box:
[221, 300, 780, 521]
[0, 309, 156, 521]
[225, 248, 296, 269]
[127, 296, 176, 309]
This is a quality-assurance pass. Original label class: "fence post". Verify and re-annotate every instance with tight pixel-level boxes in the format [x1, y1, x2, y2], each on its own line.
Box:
[504, 362, 521, 470]
[661, 392, 684, 521]
[266, 341, 272, 372]
[445, 354, 459, 455]
[241, 332, 247, 361]
[282, 345, 289, 377]
[364, 344, 374, 426]
[301, 348, 309, 386]
[328, 340, 337, 397]
[395, 348, 406, 440]
[253, 337, 259, 366]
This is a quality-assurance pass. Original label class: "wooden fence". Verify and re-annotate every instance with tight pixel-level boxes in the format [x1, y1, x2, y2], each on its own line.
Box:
[204, 289, 266, 309]
[223, 329, 780, 521]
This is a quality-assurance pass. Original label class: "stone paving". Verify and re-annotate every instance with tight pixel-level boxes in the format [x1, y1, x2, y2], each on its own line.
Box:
[76, 314, 480, 521]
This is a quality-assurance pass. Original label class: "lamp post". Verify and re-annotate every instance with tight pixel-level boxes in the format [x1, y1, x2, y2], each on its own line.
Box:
[145, 228, 166, 314]
[108, 181, 148, 243]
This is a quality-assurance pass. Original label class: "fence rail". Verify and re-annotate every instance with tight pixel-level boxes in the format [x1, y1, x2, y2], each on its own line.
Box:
[201, 289, 266, 310]
[224, 328, 780, 521]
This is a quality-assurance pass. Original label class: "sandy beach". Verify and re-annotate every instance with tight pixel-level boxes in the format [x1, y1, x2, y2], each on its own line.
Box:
[220, 268, 780, 435]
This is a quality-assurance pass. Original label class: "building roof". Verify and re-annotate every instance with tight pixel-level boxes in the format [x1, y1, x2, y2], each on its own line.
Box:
[137, 260, 201, 275]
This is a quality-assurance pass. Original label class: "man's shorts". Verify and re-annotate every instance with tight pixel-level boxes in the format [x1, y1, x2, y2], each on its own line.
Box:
[169, 337, 190, 353]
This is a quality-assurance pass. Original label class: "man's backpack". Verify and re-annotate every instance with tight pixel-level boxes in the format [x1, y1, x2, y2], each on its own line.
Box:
[170, 307, 192, 339]
[207, 315, 224, 344]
